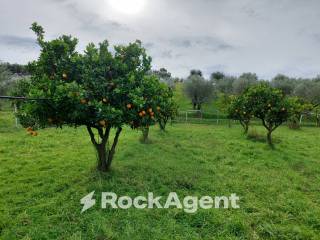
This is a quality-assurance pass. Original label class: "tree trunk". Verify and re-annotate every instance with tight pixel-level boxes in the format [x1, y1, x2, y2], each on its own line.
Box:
[267, 130, 273, 146]
[141, 127, 150, 143]
[240, 121, 248, 134]
[159, 118, 168, 131]
[193, 103, 196, 110]
[244, 124, 249, 134]
[95, 143, 108, 172]
[87, 126, 122, 172]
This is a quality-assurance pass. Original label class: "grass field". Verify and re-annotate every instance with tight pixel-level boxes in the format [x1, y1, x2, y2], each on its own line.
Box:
[1, 111, 320, 239]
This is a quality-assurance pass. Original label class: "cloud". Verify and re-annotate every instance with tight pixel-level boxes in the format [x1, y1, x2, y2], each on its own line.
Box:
[0, 35, 37, 49]
[161, 50, 173, 59]
[0, 0, 320, 79]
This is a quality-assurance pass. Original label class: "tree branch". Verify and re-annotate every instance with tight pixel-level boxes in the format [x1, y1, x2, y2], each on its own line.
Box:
[107, 127, 122, 164]
[86, 126, 97, 146]
[102, 125, 112, 145]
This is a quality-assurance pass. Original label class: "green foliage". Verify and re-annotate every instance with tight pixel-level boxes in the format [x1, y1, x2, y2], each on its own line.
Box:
[294, 80, 320, 107]
[157, 87, 178, 131]
[0, 62, 29, 75]
[151, 68, 175, 89]
[287, 97, 313, 129]
[232, 72, 259, 95]
[271, 74, 296, 95]
[213, 76, 236, 95]
[0, 63, 12, 95]
[216, 93, 233, 114]
[245, 84, 291, 145]
[228, 94, 252, 133]
[16, 23, 174, 171]
[183, 71, 214, 110]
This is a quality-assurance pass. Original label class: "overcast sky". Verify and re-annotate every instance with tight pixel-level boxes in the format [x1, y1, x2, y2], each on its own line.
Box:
[1, 0, 320, 79]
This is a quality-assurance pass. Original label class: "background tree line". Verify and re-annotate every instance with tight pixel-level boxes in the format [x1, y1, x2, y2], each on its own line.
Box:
[182, 70, 320, 116]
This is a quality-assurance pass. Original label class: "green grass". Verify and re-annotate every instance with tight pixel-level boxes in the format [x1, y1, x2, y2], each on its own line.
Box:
[1, 111, 320, 239]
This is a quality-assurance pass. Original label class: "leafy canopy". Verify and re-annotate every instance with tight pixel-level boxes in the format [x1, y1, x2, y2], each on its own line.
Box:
[20, 23, 158, 130]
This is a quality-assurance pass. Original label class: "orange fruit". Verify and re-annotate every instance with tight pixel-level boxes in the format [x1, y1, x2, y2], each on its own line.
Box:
[99, 120, 107, 126]
[62, 73, 67, 79]
[142, 110, 146, 115]
[127, 104, 132, 109]
[102, 98, 108, 103]
[150, 112, 155, 116]
[31, 131, 38, 136]
[148, 108, 153, 113]
[156, 106, 161, 111]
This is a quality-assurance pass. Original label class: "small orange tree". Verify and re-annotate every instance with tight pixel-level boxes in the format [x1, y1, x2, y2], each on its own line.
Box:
[228, 95, 252, 134]
[245, 84, 291, 146]
[135, 76, 177, 143]
[17, 23, 169, 172]
[156, 87, 178, 131]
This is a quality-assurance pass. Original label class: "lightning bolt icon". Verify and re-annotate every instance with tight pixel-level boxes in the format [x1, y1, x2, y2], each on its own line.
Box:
[80, 191, 96, 213]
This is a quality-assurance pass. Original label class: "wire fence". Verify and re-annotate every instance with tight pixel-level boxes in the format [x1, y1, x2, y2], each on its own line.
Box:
[1, 100, 319, 128]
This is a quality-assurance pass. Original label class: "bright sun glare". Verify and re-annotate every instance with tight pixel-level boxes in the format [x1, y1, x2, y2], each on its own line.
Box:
[108, 0, 146, 15]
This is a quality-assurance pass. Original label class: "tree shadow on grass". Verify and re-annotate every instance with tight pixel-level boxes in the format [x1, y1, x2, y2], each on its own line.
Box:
[246, 129, 281, 145]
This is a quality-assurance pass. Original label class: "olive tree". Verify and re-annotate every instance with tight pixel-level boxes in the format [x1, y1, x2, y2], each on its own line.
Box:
[232, 72, 258, 95]
[211, 71, 236, 95]
[271, 74, 296, 95]
[183, 70, 214, 110]
[0, 63, 11, 95]
[151, 68, 175, 89]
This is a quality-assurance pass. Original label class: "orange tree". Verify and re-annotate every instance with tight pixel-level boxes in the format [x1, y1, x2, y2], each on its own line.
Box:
[156, 86, 178, 131]
[135, 76, 177, 143]
[245, 84, 291, 146]
[228, 94, 252, 134]
[287, 97, 313, 129]
[17, 23, 168, 172]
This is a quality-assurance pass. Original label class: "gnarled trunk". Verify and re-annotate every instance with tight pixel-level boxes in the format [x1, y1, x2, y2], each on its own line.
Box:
[87, 126, 122, 172]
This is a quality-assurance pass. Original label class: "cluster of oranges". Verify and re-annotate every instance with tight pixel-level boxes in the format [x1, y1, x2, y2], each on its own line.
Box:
[26, 127, 38, 136]
[138, 107, 158, 120]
